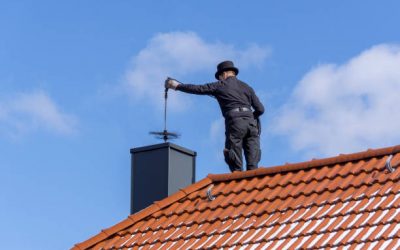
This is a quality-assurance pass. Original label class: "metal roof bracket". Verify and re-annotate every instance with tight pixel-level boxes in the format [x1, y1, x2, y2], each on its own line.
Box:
[207, 185, 216, 201]
[385, 155, 395, 173]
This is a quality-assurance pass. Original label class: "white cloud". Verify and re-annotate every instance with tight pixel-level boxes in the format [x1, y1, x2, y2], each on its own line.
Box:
[124, 31, 270, 111]
[273, 44, 400, 156]
[0, 91, 78, 138]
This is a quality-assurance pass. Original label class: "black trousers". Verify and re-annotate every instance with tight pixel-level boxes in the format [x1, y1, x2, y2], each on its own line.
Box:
[223, 117, 261, 172]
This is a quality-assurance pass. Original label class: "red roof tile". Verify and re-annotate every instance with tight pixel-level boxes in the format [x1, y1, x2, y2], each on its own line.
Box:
[72, 145, 400, 250]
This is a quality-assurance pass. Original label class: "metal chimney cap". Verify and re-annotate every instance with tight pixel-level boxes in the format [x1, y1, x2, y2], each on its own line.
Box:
[130, 142, 197, 156]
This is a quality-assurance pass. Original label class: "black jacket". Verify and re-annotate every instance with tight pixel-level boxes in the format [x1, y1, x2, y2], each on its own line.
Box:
[176, 76, 264, 120]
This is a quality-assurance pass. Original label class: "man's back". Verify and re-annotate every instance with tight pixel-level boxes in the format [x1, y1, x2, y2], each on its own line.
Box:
[212, 76, 264, 119]
[176, 76, 264, 119]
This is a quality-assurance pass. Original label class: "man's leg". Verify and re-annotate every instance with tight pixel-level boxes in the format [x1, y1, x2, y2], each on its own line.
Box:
[244, 118, 261, 170]
[224, 118, 247, 172]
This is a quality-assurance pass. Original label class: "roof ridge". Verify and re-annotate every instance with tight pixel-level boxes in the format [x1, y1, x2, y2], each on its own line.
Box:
[208, 144, 400, 182]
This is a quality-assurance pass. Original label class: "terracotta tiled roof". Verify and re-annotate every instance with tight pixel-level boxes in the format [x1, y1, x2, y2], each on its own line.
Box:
[73, 145, 400, 249]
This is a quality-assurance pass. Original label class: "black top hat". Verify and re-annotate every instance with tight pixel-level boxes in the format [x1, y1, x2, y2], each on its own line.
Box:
[215, 60, 239, 80]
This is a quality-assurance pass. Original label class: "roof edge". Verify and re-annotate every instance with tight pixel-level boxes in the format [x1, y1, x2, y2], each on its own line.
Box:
[208, 144, 400, 182]
[72, 177, 212, 250]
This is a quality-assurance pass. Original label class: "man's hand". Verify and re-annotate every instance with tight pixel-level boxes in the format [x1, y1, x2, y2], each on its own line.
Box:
[165, 77, 180, 90]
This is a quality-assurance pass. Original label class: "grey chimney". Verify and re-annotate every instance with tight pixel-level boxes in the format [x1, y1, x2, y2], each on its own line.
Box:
[130, 142, 196, 214]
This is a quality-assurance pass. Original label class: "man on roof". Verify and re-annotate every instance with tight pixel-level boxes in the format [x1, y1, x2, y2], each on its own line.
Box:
[165, 60, 265, 172]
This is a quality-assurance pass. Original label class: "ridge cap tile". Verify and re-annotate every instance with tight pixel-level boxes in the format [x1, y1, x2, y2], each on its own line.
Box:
[181, 177, 212, 195]
[129, 203, 160, 222]
[73, 231, 108, 250]
[102, 218, 135, 236]
[208, 144, 400, 182]
[153, 190, 186, 209]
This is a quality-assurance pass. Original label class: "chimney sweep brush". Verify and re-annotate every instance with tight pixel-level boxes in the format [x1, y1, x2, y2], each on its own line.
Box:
[149, 85, 180, 142]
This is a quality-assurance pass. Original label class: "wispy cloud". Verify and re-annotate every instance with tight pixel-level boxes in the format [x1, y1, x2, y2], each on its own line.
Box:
[273, 44, 400, 156]
[0, 90, 78, 138]
[123, 31, 271, 111]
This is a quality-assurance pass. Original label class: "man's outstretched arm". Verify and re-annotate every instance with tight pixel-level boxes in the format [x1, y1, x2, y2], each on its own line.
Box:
[165, 77, 218, 95]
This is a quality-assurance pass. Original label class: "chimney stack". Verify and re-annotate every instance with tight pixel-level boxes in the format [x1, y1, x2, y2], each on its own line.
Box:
[130, 143, 196, 214]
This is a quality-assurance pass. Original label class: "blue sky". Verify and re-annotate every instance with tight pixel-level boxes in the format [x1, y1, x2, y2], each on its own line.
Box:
[2, 1, 400, 249]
